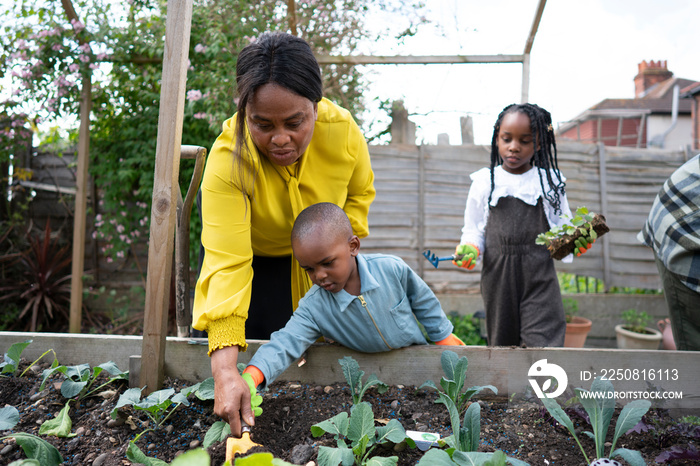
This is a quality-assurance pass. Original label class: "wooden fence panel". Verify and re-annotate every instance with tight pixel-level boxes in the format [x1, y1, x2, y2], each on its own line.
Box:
[362, 142, 689, 292]
[26, 142, 688, 295]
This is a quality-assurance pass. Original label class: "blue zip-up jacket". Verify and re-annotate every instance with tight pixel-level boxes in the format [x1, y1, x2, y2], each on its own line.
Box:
[248, 253, 454, 387]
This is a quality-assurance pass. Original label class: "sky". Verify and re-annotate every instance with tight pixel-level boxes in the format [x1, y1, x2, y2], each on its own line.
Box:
[3, 0, 698, 147]
[356, 0, 700, 145]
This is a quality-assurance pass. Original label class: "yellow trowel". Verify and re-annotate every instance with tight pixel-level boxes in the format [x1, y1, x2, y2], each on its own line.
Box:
[225, 421, 261, 460]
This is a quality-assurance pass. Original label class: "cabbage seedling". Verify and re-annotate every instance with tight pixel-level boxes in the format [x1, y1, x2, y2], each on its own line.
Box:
[311, 401, 406, 466]
[540, 377, 650, 465]
[419, 350, 496, 415]
[1, 340, 57, 378]
[40, 361, 128, 402]
[338, 356, 389, 405]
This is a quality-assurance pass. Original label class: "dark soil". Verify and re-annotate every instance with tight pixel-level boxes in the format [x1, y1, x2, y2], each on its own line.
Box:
[1, 361, 698, 466]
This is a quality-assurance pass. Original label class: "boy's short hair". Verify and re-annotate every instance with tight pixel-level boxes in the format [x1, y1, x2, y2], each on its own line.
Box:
[292, 202, 353, 244]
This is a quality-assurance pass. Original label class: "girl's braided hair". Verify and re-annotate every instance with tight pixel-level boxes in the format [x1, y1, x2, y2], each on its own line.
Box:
[488, 103, 566, 214]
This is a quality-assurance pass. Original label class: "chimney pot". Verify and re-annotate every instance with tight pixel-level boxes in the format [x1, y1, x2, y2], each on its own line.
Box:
[634, 59, 673, 98]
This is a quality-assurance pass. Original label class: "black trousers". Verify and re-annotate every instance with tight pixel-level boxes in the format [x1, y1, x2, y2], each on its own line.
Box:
[246, 255, 294, 339]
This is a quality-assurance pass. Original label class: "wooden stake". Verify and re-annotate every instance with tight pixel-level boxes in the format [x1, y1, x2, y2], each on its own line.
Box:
[69, 73, 91, 333]
[61, 0, 90, 334]
[140, 0, 194, 394]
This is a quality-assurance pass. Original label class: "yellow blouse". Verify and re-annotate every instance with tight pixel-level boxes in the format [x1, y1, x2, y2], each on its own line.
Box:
[193, 98, 375, 354]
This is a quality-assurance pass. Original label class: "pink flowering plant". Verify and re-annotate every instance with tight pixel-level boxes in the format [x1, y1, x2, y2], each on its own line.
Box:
[2, 0, 428, 269]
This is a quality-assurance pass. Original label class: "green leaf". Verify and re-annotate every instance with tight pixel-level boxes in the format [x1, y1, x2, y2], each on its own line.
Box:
[126, 441, 169, 465]
[137, 388, 175, 409]
[8, 459, 41, 466]
[65, 364, 91, 382]
[418, 380, 439, 391]
[203, 420, 230, 448]
[351, 434, 370, 457]
[365, 456, 398, 465]
[435, 392, 462, 449]
[2, 340, 32, 374]
[464, 402, 481, 452]
[610, 447, 647, 466]
[610, 400, 651, 453]
[347, 402, 375, 443]
[416, 449, 454, 465]
[0, 405, 20, 430]
[235, 452, 296, 465]
[60, 379, 88, 399]
[317, 445, 354, 466]
[10, 433, 63, 466]
[312, 411, 349, 438]
[194, 377, 215, 400]
[181, 382, 201, 398]
[170, 448, 210, 465]
[339, 356, 364, 403]
[460, 385, 497, 407]
[364, 374, 389, 396]
[539, 397, 586, 462]
[452, 450, 530, 466]
[112, 387, 143, 418]
[97, 361, 127, 377]
[234, 453, 296, 466]
[375, 419, 406, 444]
[171, 392, 191, 407]
[38, 402, 76, 437]
[581, 377, 615, 458]
[40, 365, 65, 390]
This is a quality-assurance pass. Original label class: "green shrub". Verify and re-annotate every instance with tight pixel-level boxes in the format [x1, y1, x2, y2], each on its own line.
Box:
[447, 313, 486, 346]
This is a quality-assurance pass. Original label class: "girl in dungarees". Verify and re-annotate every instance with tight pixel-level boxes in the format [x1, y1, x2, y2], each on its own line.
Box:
[453, 103, 579, 347]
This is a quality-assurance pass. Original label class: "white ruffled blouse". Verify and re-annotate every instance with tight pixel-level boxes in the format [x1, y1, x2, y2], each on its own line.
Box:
[459, 165, 573, 263]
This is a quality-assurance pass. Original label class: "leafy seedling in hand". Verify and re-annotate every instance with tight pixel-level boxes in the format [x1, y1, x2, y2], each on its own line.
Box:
[540, 376, 650, 465]
[311, 401, 407, 466]
[339, 356, 389, 405]
[535, 206, 608, 259]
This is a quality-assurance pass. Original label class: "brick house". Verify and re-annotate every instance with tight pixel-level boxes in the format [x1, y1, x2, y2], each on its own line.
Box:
[558, 60, 695, 149]
[680, 81, 700, 151]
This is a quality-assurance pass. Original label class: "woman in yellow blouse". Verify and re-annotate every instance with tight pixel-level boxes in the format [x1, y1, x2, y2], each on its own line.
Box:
[192, 32, 375, 436]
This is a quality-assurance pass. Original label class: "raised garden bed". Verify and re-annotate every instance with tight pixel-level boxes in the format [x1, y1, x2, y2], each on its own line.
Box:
[1, 332, 699, 465]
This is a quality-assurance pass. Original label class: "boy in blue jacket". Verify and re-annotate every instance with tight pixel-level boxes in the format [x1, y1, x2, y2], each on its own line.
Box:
[243, 202, 463, 389]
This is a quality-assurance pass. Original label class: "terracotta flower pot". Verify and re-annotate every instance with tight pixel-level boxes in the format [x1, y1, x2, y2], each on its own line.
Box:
[564, 316, 592, 348]
[614, 324, 662, 350]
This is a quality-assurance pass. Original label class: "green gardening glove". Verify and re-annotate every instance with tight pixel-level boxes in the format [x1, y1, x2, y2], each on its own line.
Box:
[241, 372, 263, 417]
[453, 244, 480, 270]
[574, 234, 596, 257]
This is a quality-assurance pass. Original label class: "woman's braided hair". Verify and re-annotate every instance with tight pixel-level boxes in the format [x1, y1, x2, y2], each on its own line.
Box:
[488, 103, 565, 214]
